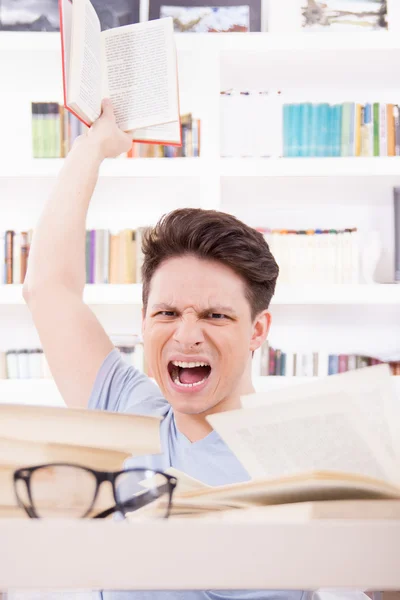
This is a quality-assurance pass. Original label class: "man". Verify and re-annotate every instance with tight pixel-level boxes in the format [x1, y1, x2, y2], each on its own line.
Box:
[23, 99, 305, 600]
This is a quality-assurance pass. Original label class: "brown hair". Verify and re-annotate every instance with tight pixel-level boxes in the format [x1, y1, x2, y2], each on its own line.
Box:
[141, 208, 279, 320]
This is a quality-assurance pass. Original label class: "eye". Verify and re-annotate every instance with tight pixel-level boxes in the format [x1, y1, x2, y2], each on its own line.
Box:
[155, 311, 176, 317]
[208, 313, 228, 320]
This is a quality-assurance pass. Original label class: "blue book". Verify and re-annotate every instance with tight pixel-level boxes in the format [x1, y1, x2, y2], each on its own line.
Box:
[332, 105, 342, 157]
[301, 103, 312, 157]
[309, 104, 319, 157]
[348, 103, 356, 156]
[318, 103, 330, 157]
[328, 354, 339, 375]
[283, 104, 291, 157]
[327, 105, 334, 157]
[291, 104, 301, 157]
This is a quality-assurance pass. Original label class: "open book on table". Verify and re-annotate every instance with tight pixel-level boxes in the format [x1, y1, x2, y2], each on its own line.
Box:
[59, 0, 181, 145]
[128, 364, 400, 519]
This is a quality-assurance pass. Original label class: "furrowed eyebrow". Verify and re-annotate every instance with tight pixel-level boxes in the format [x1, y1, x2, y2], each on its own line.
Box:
[151, 304, 238, 317]
[151, 304, 177, 312]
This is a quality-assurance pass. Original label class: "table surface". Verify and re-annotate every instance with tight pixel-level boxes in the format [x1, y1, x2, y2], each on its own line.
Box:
[1, 518, 400, 591]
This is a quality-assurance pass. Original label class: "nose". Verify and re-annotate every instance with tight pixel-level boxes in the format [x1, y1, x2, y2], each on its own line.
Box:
[173, 315, 205, 349]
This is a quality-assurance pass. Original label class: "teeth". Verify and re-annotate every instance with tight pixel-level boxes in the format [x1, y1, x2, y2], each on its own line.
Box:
[171, 360, 210, 368]
[173, 375, 208, 388]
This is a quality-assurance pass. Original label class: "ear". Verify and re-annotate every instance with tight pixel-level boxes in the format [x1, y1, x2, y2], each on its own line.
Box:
[249, 310, 271, 352]
[141, 307, 146, 338]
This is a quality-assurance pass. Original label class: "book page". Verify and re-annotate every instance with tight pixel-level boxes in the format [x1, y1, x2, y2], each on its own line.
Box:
[100, 18, 179, 132]
[60, 0, 72, 104]
[242, 364, 400, 465]
[67, 0, 102, 123]
[129, 120, 181, 144]
[207, 395, 399, 485]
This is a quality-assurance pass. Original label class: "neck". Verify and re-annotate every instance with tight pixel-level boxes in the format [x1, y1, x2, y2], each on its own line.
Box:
[174, 393, 241, 442]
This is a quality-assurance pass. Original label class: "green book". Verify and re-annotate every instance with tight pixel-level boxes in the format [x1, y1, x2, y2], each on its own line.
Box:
[31, 103, 38, 158]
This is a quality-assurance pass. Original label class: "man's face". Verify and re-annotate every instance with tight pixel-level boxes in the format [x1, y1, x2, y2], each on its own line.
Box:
[142, 255, 270, 416]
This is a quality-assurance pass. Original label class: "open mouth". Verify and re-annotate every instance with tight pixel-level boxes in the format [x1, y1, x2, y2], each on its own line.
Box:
[168, 360, 212, 389]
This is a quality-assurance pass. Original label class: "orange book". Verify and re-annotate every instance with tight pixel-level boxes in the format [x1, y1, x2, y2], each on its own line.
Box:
[5, 231, 14, 285]
[387, 104, 395, 156]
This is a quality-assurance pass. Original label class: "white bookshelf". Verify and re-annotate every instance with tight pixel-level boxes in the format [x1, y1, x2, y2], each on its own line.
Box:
[3, 157, 400, 179]
[1, 28, 400, 384]
[2, 283, 400, 306]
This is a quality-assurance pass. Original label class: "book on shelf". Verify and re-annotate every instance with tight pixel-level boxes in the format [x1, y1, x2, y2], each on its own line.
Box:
[395, 187, 400, 283]
[261, 227, 360, 285]
[31, 102, 84, 158]
[255, 342, 400, 377]
[283, 102, 400, 158]
[0, 340, 145, 381]
[130, 364, 400, 519]
[31, 104, 200, 159]
[59, 0, 182, 145]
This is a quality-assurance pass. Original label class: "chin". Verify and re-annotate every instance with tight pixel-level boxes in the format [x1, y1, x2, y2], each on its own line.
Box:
[165, 391, 215, 415]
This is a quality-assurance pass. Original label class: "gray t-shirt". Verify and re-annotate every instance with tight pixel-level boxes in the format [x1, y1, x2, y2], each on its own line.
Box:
[88, 349, 306, 600]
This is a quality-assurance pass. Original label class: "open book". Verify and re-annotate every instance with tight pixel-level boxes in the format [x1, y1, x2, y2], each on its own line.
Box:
[128, 364, 400, 519]
[59, 0, 181, 145]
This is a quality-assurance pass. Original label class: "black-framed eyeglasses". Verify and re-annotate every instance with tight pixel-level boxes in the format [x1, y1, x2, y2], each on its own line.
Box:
[13, 463, 177, 520]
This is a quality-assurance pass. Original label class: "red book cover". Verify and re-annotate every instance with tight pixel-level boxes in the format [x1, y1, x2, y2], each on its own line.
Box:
[338, 354, 349, 373]
[268, 347, 275, 376]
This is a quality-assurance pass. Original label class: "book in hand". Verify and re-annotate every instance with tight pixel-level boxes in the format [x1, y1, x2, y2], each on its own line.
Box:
[128, 364, 400, 519]
[59, 0, 182, 145]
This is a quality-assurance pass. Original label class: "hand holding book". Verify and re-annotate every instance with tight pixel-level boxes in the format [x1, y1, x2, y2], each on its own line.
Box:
[85, 98, 132, 159]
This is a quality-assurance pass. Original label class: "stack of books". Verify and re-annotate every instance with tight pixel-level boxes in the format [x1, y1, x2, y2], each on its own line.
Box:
[0, 404, 162, 517]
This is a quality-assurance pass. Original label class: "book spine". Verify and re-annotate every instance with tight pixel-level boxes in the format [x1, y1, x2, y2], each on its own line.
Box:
[12, 232, 21, 285]
[341, 103, 350, 157]
[85, 231, 90, 284]
[394, 188, 400, 283]
[0, 232, 5, 285]
[394, 105, 400, 156]
[355, 103, 362, 157]
[338, 354, 348, 373]
[275, 349, 282, 376]
[5, 231, 14, 284]
[291, 105, 301, 157]
[328, 354, 339, 375]
[20, 232, 28, 284]
[373, 103, 380, 156]
[333, 104, 342, 157]
[90, 230, 96, 284]
[387, 104, 395, 156]
[268, 346, 276, 376]
[309, 104, 318, 157]
[348, 103, 355, 156]
[318, 103, 329, 157]
[379, 103, 387, 157]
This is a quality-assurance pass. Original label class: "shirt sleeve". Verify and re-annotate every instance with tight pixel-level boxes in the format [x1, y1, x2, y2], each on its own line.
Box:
[88, 348, 169, 418]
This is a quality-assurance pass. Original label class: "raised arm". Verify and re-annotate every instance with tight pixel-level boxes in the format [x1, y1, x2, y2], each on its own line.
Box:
[23, 99, 132, 408]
